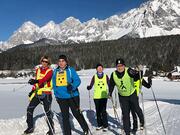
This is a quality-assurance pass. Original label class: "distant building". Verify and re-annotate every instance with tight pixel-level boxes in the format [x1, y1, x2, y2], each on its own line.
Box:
[167, 66, 180, 80]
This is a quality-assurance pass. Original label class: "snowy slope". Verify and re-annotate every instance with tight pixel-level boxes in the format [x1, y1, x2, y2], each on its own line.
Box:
[0, 68, 180, 135]
[1, 0, 180, 51]
[1, 101, 180, 135]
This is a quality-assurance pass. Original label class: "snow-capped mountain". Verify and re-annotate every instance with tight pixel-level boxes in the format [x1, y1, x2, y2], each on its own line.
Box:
[8, 21, 40, 46]
[1, 0, 180, 51]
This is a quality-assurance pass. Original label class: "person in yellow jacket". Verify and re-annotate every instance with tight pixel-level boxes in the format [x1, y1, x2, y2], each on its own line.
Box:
[130, 76, 152, 133]
[24, 56, 54, 135]
[87, 63, 110, 132]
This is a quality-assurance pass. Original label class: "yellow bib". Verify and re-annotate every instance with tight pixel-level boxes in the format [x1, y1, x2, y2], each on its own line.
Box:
[94, 74, 108, 99]
[134, 79, 143, 96]
[56, 70, 68, 86]
[113, 68, 135, 96]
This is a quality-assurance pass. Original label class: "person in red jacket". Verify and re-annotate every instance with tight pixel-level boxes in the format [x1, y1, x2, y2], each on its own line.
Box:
[24, 56, 54, 135]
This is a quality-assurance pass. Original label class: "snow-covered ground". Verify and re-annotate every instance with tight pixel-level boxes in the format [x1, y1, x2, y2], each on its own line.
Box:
[0, 68, 180, 135]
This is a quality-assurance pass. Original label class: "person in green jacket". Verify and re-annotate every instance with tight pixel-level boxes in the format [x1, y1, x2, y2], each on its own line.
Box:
[87, 63, 110, 132]
[109, 58, 144, 135]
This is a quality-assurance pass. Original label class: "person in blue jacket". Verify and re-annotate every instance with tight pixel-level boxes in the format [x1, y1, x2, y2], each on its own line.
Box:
[52, 55, 89, 135]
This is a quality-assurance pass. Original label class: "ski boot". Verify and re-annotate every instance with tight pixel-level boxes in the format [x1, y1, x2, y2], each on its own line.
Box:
[140, 123, 144, 130]
[103, 127, 108, 132]
[23, 127, 34, 134]
[84, 130, 89, 135]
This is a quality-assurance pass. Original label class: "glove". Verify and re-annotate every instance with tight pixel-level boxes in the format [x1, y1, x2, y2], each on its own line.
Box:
[67, 84, 73, 93]
[28, 79, 39, 85]
[87, 86, 91, 90]
[148, 76, 152, 86]
[28, 90, 34, 97]
[138, 65, 144, 71]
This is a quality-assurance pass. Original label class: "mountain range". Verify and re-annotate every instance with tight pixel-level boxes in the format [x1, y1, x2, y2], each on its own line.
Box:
[0, 0, 180, 51]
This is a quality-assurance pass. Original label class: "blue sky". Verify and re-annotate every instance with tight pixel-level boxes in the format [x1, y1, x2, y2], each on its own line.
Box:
[0, 0, 147, 41]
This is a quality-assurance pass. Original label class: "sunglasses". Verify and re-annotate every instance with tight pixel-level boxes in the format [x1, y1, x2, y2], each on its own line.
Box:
[42, 60, 48, 63]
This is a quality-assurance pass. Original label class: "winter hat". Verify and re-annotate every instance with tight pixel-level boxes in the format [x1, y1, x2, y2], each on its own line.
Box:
[58, 55, 68, 62]
[96, 63, 103, 69]
[116, 58, 125, 66]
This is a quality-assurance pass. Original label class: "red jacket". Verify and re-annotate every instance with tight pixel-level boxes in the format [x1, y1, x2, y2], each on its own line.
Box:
[32, 66, 53, 94]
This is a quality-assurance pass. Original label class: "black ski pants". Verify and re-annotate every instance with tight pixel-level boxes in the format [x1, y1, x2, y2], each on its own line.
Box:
[119, 92, 144, 135]
[26, 94, 54, 131]
[130, 96, 144, 130]
[94, 98, 108, 128]
[56, 96, 88, 135]
[130, 107, 138, 130]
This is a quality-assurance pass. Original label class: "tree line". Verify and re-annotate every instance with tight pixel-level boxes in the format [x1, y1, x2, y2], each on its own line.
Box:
[0, 35, 179, 74]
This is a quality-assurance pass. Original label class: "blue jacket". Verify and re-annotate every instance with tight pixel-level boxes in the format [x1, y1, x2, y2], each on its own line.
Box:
[52, 66, 80, 99]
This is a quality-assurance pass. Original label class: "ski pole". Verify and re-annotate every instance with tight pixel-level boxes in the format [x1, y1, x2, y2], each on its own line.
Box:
[88, 90, 92, 110]
[137, 66, 145, 113]
[115, 88, 118, 108]
[138, 65, 147, 135]
[140, 92, 148, 135]
[13, 83, 28, 92]
[150, 87, 166, 135]
[52, 110, 62, 122]
[39, 101, 55, 135]
[110, 97, 121, 125]
[70, 91, 93, 135]
[110, 97, 124, 134]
